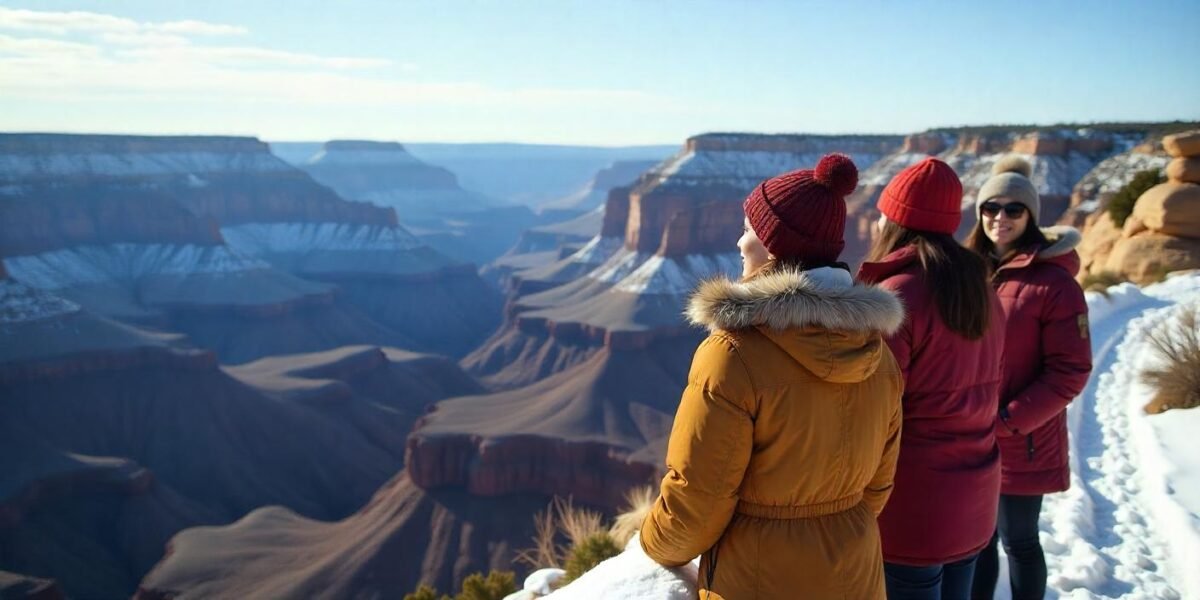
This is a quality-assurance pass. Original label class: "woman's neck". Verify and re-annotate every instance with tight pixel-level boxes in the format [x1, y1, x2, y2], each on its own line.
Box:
[994, 242, 1014, 257]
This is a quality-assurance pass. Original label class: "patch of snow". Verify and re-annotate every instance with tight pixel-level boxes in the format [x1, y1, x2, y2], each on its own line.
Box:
[186, 173, 208, 187]
[567, 236, 624, 266]
[0, 151, 291, 180]
[524, 569, 566, 595]
[860, 152, 932, 186]
[3, 244, 270, 289]
[588, 249, 652, 284]
[652, 150, 886, 191]
[542, 534, 697, 600]
[221, 222, 422, 254]
[950, 152, 1103, 200]
[0, 279, 80, 323]
[614, 252, 741, 294]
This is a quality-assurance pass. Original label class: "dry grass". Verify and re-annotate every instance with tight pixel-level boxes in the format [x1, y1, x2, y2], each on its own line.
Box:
[608, 485, 656, 546]
[1081, 271, 1130, 296]
[515, 497, 605, 570]
[515, 485, 659, 576]
[1142, 305, 1200, 414]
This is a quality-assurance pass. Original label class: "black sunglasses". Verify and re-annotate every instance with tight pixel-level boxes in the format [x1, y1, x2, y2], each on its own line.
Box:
[980, 201, 1028, 218]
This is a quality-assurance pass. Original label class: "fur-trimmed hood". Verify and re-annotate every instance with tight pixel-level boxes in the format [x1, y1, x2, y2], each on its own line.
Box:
[1037, 226, 1081, 259]
[687, 266, 905, 335]
[688, 266, 904, 384]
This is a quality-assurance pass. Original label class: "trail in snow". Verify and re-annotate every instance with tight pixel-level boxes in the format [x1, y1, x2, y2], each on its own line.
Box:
[996, 277, 1199, 600]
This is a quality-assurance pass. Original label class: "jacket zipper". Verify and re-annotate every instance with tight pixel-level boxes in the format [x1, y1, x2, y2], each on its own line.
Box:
[1026, 433, 1035, 461]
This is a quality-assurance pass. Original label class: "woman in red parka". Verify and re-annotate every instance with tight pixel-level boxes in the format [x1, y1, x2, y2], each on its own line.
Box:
[968, 157, 1093, 600]
[857, 157, 1005, 600]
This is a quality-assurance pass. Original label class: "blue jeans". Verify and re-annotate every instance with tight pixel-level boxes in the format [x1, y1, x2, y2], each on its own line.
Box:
[885, 555, 979, 600]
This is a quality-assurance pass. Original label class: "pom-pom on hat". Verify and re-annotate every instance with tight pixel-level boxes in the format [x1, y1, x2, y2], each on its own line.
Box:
[743, 153, 858, 264]
[876, 157, 964, 235]
[976, 156, 1040, 220]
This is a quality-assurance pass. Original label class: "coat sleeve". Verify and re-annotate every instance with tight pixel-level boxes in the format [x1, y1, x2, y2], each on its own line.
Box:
[863, 375, 902, 516]
[640, 335, 755, 567]
[1003, 278, 1093, 434]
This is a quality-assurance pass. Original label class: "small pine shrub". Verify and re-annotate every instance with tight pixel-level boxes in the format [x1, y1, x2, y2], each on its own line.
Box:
[1142, 306, 1200, 414]
[456, 571, 516, 600]
[562, 532, 623, 583]
[1107, 169, 1165, 227]
[1081, 271, 1130, 296]
[404, 584, 451, 600]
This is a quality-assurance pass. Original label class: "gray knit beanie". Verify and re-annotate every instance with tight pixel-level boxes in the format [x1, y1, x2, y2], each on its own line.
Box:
[976, 156, 1039, 220]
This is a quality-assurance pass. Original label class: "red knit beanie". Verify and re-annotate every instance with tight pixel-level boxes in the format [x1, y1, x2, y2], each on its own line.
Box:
[743, 153, 857, 263]
[876, 157, 963, 234]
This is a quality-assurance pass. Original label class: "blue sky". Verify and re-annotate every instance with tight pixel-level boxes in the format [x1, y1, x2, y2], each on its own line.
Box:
[1, 1, 1197, 145]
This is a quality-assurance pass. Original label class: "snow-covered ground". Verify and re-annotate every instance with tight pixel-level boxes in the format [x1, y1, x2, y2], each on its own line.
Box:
[523, 272, 1200, 600]
[1022, 274, 1200, 600]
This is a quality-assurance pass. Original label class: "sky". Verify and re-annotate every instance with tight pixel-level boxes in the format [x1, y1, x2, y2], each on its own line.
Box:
[1, 0, 1198, 145]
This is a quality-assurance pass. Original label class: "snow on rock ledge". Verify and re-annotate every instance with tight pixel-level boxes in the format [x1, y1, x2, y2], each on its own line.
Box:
[537, 534, 697, 600]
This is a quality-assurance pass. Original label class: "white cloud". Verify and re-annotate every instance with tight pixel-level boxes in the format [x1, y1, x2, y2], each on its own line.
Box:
[0, 7, 247, 36]
[0, 7, 684, 143]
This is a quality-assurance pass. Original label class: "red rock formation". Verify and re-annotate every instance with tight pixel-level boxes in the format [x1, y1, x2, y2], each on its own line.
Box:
[135, 473, 557, 599]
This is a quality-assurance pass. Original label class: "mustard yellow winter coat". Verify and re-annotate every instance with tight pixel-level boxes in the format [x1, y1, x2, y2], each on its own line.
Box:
[641, 267, 905, 600]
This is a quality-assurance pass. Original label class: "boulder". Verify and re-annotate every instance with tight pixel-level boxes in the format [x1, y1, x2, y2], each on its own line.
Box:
[1166, 157, 1200, 184]
[1163, 130, 1200, 158]
[1130, 182, 1200, 239]
[1077, 212, 1124, 278]
[1105, 233, 1200, 285]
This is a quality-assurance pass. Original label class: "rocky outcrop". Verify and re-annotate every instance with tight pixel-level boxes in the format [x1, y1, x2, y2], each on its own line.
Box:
[1, 281, 486, 598]
[0, 134, 501, 360]
[1059, 146, 1170, 227]
[842, 127, 1170, 267]
[301, 140, 545, 265]
[135, 473, 555, 600]
[1078, 130, 1200, 284]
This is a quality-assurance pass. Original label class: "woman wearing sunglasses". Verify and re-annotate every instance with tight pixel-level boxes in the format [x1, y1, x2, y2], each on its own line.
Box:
[967, 157, 1093, 600]
[857, 157, 1005, 600]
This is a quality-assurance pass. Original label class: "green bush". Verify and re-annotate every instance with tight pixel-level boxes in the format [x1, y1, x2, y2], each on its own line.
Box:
[456, 571, 517, 600]
[562, 532, 623, 583]
[1107, 169, 1165, 227]
[404, 584, 450, 600]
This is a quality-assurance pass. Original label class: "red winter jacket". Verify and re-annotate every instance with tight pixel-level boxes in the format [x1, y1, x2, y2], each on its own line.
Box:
[858, 246, 1004, 566]
[992, 228, 1093, 496]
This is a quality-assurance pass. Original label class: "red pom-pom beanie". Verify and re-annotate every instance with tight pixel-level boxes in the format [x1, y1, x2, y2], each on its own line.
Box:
[743, 153, 858, 264]
[876, 157, 963, 235]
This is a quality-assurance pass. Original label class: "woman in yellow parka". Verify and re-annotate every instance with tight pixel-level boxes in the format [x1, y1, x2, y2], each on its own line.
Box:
[641, 154, 905, 599]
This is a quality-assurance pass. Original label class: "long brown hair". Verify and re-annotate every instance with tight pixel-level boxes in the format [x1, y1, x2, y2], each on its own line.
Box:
[965, 213, 1049, 265]
[866, 220, 992, 340]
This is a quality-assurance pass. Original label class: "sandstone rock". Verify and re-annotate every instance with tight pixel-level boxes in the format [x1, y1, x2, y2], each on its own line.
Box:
[1105, 233, 1200, 284]
[1166, 157, 1200, 184]
[1077, 212, 1124, 278]
[1130, 182, 1200, 239]
[1163, 130, 1200, 158]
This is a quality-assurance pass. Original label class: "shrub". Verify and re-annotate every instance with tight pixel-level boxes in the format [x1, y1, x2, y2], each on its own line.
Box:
[516, 487, 657, 585]
[456, 571, 517, 600]
[1142, 305, 1200, 414]
[562, 532, 623, 583]
[404, 584, 450, 600]
[1107, 169, 1164, 227]
[1081, 271, 1130, 296]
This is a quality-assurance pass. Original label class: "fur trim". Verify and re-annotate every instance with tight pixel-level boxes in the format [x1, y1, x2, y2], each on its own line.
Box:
[992, 155, 1033, 178]
[687, 267, 904, 335]
[1039, 226, 1081, 259]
